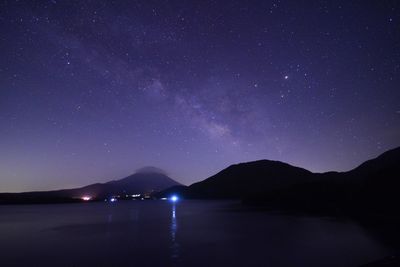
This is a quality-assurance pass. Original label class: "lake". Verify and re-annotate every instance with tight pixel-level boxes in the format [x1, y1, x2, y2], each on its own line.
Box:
[0, 200, 395, 266]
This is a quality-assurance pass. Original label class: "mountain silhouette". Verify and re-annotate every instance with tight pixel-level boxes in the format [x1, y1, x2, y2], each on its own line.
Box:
[259, 147, 400, 214]
[184, 160, 314, 198]
[160, 147, 400, 215]
[0, 167, 181, 204]
[347, 147, 400, 213]
[67, 171, 181, 198]
[2, 147, 399, 209]
[160, 160, 319, 199]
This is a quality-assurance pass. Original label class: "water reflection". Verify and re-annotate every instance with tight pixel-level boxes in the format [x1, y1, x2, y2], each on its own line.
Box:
[170, 203, 180, 263]
[130, 209, 139, 221]
[107, 214, 113, 223]
[0, 201, 395, 267]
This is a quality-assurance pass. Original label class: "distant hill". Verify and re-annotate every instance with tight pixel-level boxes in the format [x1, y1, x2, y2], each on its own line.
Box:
[253, 147, 400, 215]
[3, 147, 400, 210]
[185, 160, 314, 198]
[0, 168, 181, 204]
[262, 148, 400, 215]
[160, 147, 400, 216]
[159, 160, 319, 199]
[347, 147, 400, 213]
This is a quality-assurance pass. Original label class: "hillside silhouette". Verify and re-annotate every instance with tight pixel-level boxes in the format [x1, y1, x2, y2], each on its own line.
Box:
[161, 147, 400, 216]
[0, 168, 180, 204]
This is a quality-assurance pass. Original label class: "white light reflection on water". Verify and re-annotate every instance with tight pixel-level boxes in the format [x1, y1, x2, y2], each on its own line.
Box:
[170, 202, 180, 263]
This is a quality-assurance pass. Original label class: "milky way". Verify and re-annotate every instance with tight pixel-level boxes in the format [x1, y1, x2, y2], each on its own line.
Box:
[1, 1, 399, 192]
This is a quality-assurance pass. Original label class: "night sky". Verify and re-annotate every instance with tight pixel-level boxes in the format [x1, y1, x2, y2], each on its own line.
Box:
[1, 1, 399, 192]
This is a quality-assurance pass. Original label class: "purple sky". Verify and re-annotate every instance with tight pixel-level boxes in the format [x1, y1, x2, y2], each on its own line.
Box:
[1, 0, 399, 192]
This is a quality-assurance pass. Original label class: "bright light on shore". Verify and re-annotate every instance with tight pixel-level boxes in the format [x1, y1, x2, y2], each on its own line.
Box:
[81, 196, 91, 201]
[170, 195, 179, 202]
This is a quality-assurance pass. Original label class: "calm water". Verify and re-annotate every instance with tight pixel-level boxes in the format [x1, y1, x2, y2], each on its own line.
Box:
[0, 200, 395, 267]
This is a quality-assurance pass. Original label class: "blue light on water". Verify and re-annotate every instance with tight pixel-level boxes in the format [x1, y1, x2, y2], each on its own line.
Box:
[170, 195, 179, 202]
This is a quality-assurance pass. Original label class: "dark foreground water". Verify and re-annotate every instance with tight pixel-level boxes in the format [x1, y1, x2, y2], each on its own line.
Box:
[0, 200, 395, 267]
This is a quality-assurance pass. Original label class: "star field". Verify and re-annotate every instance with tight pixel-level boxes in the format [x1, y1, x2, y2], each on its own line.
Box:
[0, 0, 399, 192]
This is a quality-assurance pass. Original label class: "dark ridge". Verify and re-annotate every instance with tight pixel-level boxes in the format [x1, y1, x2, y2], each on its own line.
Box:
[159, 147, 400, 219]
[0, 169, 181, 204]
